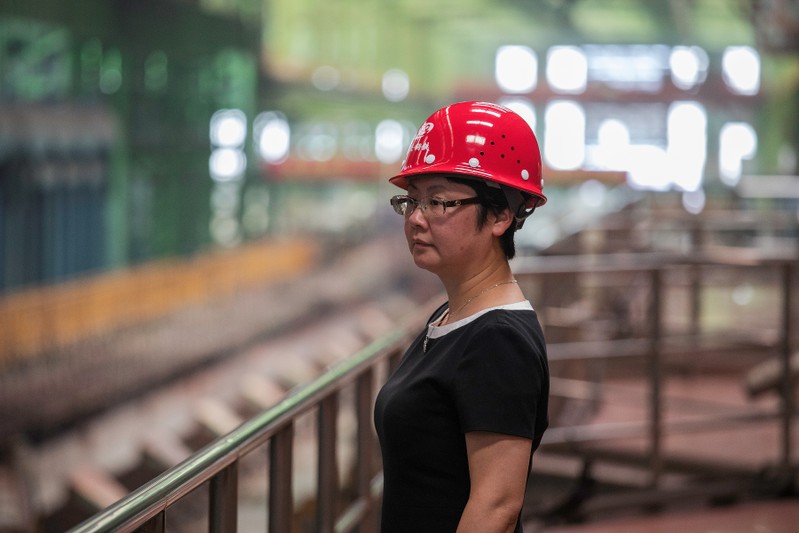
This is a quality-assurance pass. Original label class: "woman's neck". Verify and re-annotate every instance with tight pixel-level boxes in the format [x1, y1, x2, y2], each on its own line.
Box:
[442, 265, 521, 324]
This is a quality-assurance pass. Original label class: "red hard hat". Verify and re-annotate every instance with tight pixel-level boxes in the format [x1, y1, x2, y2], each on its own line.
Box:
[390, 101, 547, 212]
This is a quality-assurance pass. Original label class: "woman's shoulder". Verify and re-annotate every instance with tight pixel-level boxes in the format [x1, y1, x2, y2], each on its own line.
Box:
[467, 304, 546, 344]
[472, 302, 538, 327]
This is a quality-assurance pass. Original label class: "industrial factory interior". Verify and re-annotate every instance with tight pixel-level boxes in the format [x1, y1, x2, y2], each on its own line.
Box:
[0, 0, 798, 531]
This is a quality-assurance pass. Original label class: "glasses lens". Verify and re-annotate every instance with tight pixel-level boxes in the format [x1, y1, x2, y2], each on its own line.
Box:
[390, 196, 412, 216]
[426, 198, 446, 216]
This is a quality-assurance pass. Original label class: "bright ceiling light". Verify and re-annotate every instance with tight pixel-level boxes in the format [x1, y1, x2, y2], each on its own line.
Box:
[312, 65, 340, 91]
[209, 148, 247, 182]
[668, 102, 707, 191]
[255, 112, 290, 163]
[722, 46, 760, 95]
[590, 118, 629, 170]
[546, 46, 587, 93]
[626, 145, 670, 191]
[375, 119, 405, 164]
[382, 69, 410, 102]
[544, 100, 585, 170]
[495, 45, 538, 94]
[210, 109, 247, 148]
[670, 46, 708, 90]
[682, 189, 706, 215]
[719, 122, 757, 186]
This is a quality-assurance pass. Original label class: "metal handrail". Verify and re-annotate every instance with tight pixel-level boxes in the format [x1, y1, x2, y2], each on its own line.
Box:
[515, 252, 797, 484]
[68, 326, 414, 533]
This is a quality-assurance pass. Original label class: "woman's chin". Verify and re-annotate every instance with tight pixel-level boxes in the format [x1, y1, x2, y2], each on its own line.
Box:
[411, 254, 437, 272]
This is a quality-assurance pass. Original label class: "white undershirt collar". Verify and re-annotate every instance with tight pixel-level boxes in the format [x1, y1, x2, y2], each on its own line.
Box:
[426, 301, 533, 341]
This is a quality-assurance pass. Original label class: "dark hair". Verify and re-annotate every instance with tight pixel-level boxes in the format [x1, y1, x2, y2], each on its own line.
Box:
[446, 176, 517, 259]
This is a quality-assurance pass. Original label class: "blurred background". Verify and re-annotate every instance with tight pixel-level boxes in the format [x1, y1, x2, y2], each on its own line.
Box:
[0, 0, 798, 531]
[2, 0, 795, 276]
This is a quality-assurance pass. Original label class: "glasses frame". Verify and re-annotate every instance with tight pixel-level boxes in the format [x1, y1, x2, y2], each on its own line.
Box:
[390, 195, 482, 217]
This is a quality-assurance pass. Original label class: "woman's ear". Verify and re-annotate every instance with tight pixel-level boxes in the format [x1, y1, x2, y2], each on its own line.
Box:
[490, 207, 514, 237]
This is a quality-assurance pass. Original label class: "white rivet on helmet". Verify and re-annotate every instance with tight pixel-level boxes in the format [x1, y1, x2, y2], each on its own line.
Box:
[424, 154, 436, 164]
[521, 169, 530, 181]
[468, 157, 479, 168]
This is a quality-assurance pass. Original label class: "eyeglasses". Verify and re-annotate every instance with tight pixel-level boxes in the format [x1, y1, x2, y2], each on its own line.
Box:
[390, 195, 482, 217]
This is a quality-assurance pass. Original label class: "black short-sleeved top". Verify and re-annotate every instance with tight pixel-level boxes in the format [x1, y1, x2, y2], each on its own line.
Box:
[373, 301, 549, 533]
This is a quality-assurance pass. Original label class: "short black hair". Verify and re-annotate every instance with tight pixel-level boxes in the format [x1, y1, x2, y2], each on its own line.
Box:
[446, 176, 517, 259]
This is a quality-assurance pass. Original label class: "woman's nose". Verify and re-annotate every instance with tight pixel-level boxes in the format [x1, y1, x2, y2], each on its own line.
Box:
[406, 204, 427, 226]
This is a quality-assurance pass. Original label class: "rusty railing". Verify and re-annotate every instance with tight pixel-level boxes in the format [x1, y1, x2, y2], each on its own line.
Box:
[516, 252, 796, 486]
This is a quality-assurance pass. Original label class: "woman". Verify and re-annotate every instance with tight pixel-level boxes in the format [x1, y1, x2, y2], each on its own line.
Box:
[374, 101, 550, 533]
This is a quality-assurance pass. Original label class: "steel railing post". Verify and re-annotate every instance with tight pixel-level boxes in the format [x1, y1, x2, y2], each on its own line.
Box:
[210, 461, 238, 533]
[317, 392, 339, 532]
[779, 261, 795, 467]
[139, 511, 165, 533]
[356, 369, 378, 533]
[648, 267, 663, 487]
[269, 423, 294, 533]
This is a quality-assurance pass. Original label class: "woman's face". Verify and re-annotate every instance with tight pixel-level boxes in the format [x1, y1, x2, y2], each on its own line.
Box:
[403, 176, 497, 278]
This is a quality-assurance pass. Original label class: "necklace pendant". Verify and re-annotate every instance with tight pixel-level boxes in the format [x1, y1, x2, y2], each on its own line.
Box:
[423, 335, 429, 352]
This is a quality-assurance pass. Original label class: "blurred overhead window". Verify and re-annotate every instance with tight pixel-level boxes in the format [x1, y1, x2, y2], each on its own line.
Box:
[209, 148, 247, 182]
[669, 46, 708, 91]
[210, 109, 247, 148]
[667, 101, 707, 192]
[495, 45, 538, 94]
[296, 121, 337, 162]
[382, 69, 410, 102]
[255, 111, 290, 164]
[209, 109, 247, 246]
[546, 46, 588, 94]
[722, 46, 760, 95]
[584, 44, 669, 92]
[312, 65, 340, 91]
[544, 100, 585, 170]
[590, 118, 630, 171]
[375, 120, 405, 164]
[719, 122, 757, 186]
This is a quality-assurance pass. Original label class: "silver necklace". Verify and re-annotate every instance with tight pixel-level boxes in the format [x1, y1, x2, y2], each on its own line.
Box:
[423, 279, 518, 352]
